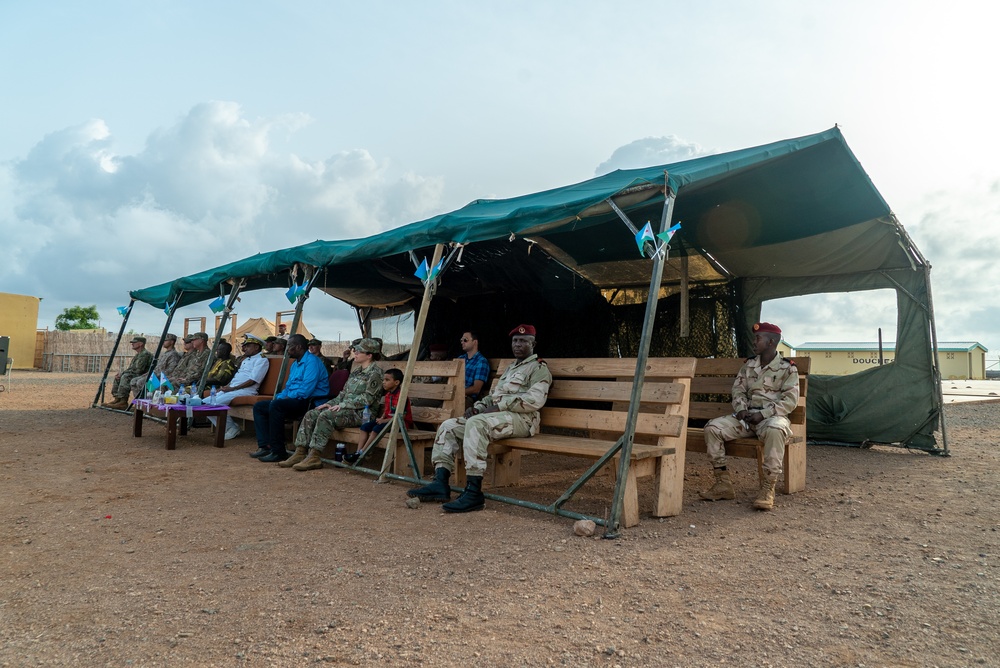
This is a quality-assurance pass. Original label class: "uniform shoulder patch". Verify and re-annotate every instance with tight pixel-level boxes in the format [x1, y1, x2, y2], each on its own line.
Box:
[783, 358, 795, 367]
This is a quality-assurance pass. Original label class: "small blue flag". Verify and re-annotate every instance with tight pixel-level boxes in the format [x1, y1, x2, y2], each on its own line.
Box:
[159, 372, 173, 393]
[656, 222, 682, 244]
[163, 298, 177, 315]
[294, 279, 309, 299]
[117, 305, 129, 317]
[414, 258, 429, 281]
[208, 296, 226, 314]
[285, 283, 298, 304]
[635, 222, 655, 256]
[428, 258, 445, 281]
[146, 374, 157, 394]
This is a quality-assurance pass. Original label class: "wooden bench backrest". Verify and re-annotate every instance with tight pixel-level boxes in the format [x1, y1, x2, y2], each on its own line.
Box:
[381, 359, 466, 424]
[490, 357, 697, 445]
[690, 357, 810, 432]
[258, 356, 288, 396]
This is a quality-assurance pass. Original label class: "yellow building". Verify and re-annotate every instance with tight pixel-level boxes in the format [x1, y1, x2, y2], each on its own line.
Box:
[794, 341, 988, 380]
[0, 292, 41, 369]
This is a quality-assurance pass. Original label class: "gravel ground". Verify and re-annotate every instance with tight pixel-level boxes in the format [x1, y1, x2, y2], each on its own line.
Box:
[1, 372, 997, 667]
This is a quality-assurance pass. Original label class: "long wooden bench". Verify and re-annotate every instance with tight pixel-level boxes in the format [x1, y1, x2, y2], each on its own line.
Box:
[685, 357, 810, 494]
[482, 357, 696, 528]
[322, 359, 466, 477]
[226, 356, 288, 423]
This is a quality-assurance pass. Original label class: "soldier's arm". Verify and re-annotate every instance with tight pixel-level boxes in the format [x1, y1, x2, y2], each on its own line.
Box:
[731, 364, 751, 413]
[759, 366, 799, 419]
[495, 366, 552, 413]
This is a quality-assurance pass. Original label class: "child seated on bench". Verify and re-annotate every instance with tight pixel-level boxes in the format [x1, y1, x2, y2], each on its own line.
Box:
[357, 368, 415, 452]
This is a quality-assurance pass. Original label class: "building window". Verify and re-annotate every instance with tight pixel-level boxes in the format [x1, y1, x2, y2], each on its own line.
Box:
[946, 352, 955, 359]
[825, 352, 832, 358]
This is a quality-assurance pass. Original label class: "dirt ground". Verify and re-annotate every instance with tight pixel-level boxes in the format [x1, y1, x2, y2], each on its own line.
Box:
[1, 372, 997, 667]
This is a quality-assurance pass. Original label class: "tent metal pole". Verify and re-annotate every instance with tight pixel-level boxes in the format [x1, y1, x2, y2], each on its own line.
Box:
[921, 264, 949, 454]
[680, 252, 690, 338]
[605, 182, 676, 538]
[377, 243, 446, 481]
[275, 267, 318, 395]
[138, 291, 185, 400]
[92, 299, 135, 408]
[197, 279, 246, 393]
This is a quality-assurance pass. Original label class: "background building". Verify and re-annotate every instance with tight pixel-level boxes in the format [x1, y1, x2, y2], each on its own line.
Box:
[0, 292, 41, 370]
[794, 341, 988, 380]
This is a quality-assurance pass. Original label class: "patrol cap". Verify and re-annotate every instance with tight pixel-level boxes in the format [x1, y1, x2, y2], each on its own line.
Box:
[163, 333, 177, 342]
[192, 332, 209, 341]
[352, 337, 382, 354]
[307, 338, 322, 346]
[183, 334, 195, 343]
[753, 322, 782, 335]
[509, 324, 537, 337]
[130, 336, 146, 344]
[242, 333, 265, 347]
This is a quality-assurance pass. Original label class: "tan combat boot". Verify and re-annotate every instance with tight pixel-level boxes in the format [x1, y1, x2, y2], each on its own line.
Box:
[699, 468, 736, 501]
[292, 448, 324, 471]
[753, 475, 778, 510]
[278, 446, 308, 468]
[105, 398, 129, 410]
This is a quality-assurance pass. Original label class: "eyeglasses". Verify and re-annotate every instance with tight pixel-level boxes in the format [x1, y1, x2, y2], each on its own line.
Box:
[460, 338, 470, 343]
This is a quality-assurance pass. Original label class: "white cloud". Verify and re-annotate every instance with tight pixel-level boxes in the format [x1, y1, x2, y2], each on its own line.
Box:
[0, 101, 445, 336]
[595, 135, 713, 175]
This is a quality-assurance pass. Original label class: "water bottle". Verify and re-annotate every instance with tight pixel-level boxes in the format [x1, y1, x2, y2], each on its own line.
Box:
[210, 386, 217, 405]
[362, 404, 372, 423]
[178, 385, 187, 405]
[153, 389, 162, 406]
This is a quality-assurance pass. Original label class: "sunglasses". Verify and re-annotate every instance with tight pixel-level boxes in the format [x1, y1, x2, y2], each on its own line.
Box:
[460, 338, 471, 343]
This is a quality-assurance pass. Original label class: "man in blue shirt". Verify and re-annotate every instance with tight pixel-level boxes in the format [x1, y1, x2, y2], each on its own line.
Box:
[251, 334, 330, 462]
[458, 330, 490, 410]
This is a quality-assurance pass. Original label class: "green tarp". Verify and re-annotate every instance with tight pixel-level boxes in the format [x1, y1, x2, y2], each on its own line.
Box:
[129, 127, 942, 449]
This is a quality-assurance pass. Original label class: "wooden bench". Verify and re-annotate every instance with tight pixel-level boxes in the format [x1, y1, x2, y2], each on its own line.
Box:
[323, 359, 466, 477]
[483, 357, 696, 528]
[226, 356, 287, 423]
[685, 357, 810, 494]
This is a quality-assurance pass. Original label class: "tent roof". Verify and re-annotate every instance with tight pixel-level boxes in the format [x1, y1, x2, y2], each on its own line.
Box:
[131, 127, 902, 311]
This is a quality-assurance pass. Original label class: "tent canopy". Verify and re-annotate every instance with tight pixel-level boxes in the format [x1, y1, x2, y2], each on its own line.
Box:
[129, 127, 942, 449]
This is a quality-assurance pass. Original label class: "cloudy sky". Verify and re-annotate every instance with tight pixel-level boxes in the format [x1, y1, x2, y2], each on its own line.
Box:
[1, 1, 998, 363]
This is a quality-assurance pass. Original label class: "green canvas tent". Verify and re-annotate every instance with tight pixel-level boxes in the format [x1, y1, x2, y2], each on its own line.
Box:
[127, 127, 945, 451]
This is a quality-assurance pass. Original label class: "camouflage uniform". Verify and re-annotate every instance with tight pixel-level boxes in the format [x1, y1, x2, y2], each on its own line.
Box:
[704, 353, 799, 477]
[294, 362, 384, 452]
[167, 348, 212, 390]
[111, 349, 152, 400]
[431, 354, 552, 477]
[130, 348, 182, 397]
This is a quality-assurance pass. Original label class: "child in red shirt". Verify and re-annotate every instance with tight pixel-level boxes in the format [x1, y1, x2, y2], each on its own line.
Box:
[357, 368, 414, 452]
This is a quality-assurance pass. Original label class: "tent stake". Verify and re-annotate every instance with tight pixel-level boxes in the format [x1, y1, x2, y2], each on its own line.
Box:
[92, 299, 135, 408]
[605, 182, 676, 538]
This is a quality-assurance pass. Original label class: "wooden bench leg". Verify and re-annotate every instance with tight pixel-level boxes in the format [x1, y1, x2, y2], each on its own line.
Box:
[490, 449, 521, 487]
[394, 440, 427, 478]
[653, 448, 685, 518]
[782, 440, 806, 494]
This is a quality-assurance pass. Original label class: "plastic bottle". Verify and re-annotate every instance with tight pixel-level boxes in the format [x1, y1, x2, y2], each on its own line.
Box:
[362, 404, 372, 423]
[178, 385, 187, 405]
[153, 389, 162, 406]
[210, 386, 217, 405]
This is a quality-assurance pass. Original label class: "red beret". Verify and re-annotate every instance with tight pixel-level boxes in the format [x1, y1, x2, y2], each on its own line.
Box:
[753, 322, 781, 335]
[509, 324, 536, 337]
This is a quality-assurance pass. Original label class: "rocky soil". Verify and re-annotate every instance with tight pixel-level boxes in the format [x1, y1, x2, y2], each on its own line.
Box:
[1, 372, 997, 667]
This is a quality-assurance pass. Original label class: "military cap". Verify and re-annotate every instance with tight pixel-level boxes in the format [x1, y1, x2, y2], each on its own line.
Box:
[753, 322, 781, 335]
[192, 331, 209, 341]
[130, 335, 147, 344]
[264, 336, 278, 343]
[509, 324, 537, 337]
[164, 333, 177, 342]
[183, 334, 195, 343]
[242, 333, 265, 346]
[352, 337, 383, 354]
[307, 338, 323, 346]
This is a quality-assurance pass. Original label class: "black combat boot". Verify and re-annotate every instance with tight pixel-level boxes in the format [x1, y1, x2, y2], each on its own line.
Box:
[249, 447, 271, 459]
[407, 467, 451, 502]
[442, 476, 485, 513]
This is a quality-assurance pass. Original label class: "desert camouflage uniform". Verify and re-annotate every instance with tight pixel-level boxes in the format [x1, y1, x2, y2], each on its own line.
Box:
[111, 349, 152, 399]
[431, 354, 552, 477]
[704, 353, 799, 477]
[130, 348, 182, 397]
[167, 348, 212, 390]
[294, 363, 384, 452]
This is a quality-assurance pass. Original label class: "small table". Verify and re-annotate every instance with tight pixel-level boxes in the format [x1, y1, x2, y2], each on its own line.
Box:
[132, 400, 231, 450]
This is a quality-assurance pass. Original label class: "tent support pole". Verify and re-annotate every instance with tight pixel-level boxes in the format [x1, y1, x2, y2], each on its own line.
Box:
[921, 264, 948, 454]
[605, 182, 676, 538]
[137, 292, 185, 401]
[92, 299, 135, 408]
[680, 253, 690, 338]
[197, 279, 246, 393]
[275, 267, 318, 395]
[377, 243, 446, 481]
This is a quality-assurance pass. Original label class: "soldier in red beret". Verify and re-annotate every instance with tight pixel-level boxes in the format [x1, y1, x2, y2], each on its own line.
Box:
[408, 324, 552, 513]
[699, 322, 799, 511]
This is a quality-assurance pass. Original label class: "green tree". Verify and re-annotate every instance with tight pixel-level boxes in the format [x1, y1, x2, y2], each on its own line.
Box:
[55, 305, 100, 331]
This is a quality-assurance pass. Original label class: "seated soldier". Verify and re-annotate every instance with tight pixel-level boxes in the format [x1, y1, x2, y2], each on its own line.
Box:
[308, 338, 334, 374]
[103, 336, 153, 410]
[698, 322, 799, 511]
[279, 338, 384, 472]
[267, 337, 287, 358]
[408, 325, 551, 513]
[166, 332, 211, 391]
[206, 334, 270, 440]
[130, 332, 182, 400]
[356, 368, 415, 453]
[251, 334, 330, 462]
[205, 340, 238, 388]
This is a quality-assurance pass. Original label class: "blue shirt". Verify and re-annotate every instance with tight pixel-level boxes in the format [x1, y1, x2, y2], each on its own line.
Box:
[275, 351, 329, 400]
[459, 351, 490, 398]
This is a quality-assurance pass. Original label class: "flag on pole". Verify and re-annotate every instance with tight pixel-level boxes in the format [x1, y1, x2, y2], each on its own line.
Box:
[414, 258, 429, 281]
[208, 296, 226, 313]
[656, 222, 682, 244]
[116, 305, 129, 317]
[159, 372, 173, 393]
[163, 298, 177, 315]
[146, 375, 158, 395]
[294, 279, 309, 299]
[635, 222, 655, 256]
[428, 258, 445, 281]
[285, 283, 298, 304]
